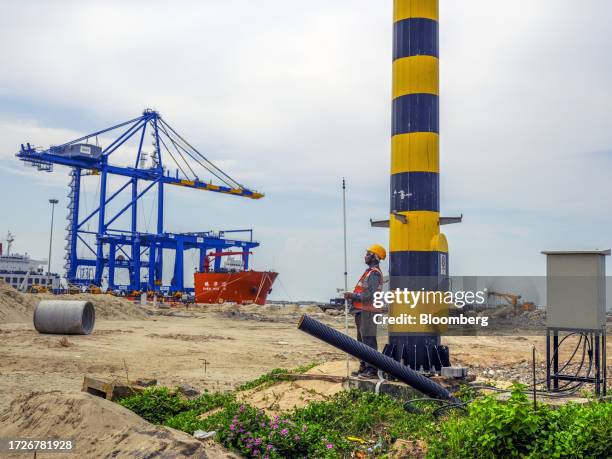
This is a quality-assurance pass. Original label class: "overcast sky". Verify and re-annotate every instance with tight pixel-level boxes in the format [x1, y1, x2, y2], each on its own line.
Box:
[1, 0, 611, 301]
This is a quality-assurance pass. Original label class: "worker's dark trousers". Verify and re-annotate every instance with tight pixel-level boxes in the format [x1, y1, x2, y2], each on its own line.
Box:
[355, 311, 378, 370]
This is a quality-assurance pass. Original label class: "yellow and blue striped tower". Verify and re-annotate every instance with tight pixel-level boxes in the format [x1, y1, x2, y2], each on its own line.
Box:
[389, 0, 448, 370]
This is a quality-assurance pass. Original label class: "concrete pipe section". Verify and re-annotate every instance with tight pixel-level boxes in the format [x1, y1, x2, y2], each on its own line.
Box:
[33, 300, 96, 335]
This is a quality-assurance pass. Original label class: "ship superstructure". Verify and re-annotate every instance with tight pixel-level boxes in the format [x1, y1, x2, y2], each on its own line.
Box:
[0, 232, 60, 291]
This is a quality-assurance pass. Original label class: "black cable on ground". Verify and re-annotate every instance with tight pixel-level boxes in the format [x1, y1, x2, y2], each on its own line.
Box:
[432, 403, 467, 417]
[402, 397, 467, 416]
[468, 332, 595, 398]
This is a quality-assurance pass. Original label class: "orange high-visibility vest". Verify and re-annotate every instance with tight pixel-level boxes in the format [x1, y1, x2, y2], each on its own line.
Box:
[353, 266, 383, 312]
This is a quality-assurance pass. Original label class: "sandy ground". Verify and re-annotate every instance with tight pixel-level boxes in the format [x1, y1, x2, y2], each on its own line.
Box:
[0, 280, 148, 322]
[1, 302, 609, 414]
[0, 282, 610, 457]
[237, 360, 348, 415]
[0, 305, 347, 413]
[0, 391, 237, 458]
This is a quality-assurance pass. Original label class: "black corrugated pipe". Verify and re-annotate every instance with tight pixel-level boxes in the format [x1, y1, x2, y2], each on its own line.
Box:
[297, 315, 459, 402]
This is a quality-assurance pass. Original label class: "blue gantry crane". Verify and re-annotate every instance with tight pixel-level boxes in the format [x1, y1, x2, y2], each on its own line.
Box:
[16, 109, 262, 294]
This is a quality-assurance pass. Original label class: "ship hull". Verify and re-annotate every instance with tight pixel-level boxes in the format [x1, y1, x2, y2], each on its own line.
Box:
[194, 271, 278, 305]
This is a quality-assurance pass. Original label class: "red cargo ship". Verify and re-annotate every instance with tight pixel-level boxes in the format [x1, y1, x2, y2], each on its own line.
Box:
[194, 252, 277, 305]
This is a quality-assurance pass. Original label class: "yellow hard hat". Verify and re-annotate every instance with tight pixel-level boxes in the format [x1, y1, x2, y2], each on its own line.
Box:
[367, 244, 386, 260]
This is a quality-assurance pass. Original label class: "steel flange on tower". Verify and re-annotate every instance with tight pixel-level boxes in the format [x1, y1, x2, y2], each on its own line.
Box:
[388, 0, 452, 371]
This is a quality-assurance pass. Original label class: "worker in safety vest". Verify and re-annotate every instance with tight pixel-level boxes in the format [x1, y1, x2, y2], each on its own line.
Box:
[344, 244, 385, 377]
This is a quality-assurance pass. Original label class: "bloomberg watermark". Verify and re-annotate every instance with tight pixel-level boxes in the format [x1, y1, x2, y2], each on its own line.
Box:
[371, 288, 490, 328]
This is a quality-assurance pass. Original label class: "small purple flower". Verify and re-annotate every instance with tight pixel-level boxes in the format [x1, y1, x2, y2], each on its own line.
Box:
[302, 425, 308, 432]
[272, 424, 279, 429]
[294, 435, 300, 441]
[267, 444, 273, 451]
[239, 405, 245, 412]
[255, 438, 262, 445]
[326, 444, 334, 449]
[229, 424, 235, 431]
[280, 428, 288, 436]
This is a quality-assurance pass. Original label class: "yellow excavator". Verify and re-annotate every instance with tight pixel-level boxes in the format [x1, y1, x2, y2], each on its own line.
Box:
[487, 291, 536, 313]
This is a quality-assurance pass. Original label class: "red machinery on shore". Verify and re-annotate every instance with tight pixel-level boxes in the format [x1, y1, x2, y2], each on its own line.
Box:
[194, 251, 277, 305]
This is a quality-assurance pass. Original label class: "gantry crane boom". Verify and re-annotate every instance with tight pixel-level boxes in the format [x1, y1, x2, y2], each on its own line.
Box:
[15, 109, 263, 293]
[17, 109, 263, 199]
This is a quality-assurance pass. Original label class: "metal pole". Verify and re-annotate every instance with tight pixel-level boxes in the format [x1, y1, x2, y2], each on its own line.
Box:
[532, 345, 537, 410]
[342, 178, 349, 378]
[553, 331, 559, 391]
[594, 331, 601, 396]
[48, 199, 59, 274]
[603, 329, 607, 396]
[546, 329, 551, 391]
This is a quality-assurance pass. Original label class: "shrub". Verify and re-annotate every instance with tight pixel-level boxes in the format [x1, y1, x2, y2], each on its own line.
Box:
[215, 405, 347, 458]
[427, 383, 612, 459]
[531, 401, 612, 458]
[291, 390, 435, 443]
[118, 387, 192, 424]
[119, 387, 234, 426]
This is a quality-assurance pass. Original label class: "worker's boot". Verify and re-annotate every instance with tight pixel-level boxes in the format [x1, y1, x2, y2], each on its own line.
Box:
[351, 362, 366, 376]
[359, 366, 379, 379]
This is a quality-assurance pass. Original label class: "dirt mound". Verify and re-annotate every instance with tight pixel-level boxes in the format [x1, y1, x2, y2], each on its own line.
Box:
[0, 280, 148, 323]
[0, 391, 236, 458]
[37, 293, 149, 321]
[238, 361, 347, 415]
[0, 280, 39, 323]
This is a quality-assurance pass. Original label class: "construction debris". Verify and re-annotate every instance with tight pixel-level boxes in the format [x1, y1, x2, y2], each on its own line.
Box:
[179, 384, 201, 397]
[81, 375, 147, 402]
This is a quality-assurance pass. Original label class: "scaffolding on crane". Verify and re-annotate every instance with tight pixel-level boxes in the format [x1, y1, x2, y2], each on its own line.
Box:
[16, 109, 263, 294]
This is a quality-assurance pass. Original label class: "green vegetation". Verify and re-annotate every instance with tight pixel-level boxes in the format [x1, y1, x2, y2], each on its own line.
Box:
[428, 384, 612, 459]
[118, 375, 611, 458]
[118, 386, 235, 425]
[236, 362, 319, 391]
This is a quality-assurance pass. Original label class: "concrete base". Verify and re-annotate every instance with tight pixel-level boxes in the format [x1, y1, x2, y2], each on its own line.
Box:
[346, 374, 474, 400]
[346, 376, 421, 399]
[441, 366, 468, 378]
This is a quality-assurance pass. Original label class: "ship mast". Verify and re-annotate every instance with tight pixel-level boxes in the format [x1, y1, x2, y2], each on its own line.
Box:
[5, 232, 14, 256]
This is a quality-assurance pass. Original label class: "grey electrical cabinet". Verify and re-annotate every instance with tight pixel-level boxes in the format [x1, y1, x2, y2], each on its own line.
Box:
[542, 250, 609, 330]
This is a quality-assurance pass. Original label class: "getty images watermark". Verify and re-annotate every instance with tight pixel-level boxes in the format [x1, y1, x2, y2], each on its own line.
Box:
[371, 289, 490, 327]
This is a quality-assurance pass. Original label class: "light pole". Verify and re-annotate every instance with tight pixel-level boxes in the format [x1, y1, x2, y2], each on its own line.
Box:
[48, 199, 59, 274]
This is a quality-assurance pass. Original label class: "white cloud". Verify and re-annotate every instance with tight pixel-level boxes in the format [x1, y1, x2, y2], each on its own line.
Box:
[1, 0, 611, 299]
